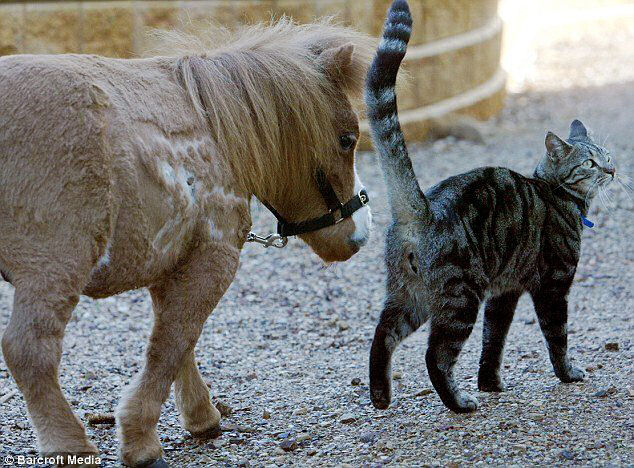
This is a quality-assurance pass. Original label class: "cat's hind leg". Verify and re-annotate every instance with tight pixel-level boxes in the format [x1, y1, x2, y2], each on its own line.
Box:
[426, 291, 480, 413]
[478, 291, 521, 392]
[369, 302, 424, 409]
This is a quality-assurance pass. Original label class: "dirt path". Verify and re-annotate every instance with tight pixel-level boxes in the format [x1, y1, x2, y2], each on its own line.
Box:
[1, 10, 633, 468]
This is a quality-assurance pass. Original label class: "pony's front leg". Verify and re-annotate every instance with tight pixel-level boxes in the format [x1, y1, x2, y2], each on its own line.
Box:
[174, 350, 221, 438]
[116, 245, 240, 467]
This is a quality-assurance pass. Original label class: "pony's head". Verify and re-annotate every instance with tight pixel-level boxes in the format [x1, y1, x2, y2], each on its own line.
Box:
[161, 19, 374, 262]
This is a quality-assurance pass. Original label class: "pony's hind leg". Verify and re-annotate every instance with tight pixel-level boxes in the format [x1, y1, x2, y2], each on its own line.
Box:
[478, 291, 521, 392]
[426, 293, 480, 413]
[117, 245, 239, 467]
[369, 303, 423, 409]
[1, 269, 97, 459]
[174, 350, 221, 438]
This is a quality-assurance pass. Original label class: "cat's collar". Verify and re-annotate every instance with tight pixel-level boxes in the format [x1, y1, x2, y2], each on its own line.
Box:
[580, 209, 594, 228]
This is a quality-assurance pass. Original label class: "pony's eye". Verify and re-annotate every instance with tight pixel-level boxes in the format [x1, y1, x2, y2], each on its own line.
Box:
[582, 159, 595, 168]
[339, 134, 357, 151]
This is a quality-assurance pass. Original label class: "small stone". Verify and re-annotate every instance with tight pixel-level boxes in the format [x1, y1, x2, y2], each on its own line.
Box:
[237, 425, 256, 433]
[280, 439, 298, 452]
[415, 389, 433, 397]
[605, 342, 619, 351]
[297, 433, 311, 442]
[392, 371, 402, 380]
[351, 377, 362, 386]
[274, 448, 286, 456]
[221, 422, 238, 432]
[360, 431, 377, 443]
[337, 320, 350, 331]
[262, 409, 271, 420]
[377, 438, 395, 451]
[237, 459, 250, 467]
[245, 371, 258, 381]
[87, 413, 116, 426]
[594, 386, 617, 398]
[293, 406, 308, 416]
[561, 449, 574, 460]
[216, 401, 232, 417]
[212, 439, 227, 449]
[307, 449, 317, 456]
[340, 413, 357, 424]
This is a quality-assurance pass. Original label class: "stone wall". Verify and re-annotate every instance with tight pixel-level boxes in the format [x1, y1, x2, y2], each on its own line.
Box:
[0, 0, 504, 145]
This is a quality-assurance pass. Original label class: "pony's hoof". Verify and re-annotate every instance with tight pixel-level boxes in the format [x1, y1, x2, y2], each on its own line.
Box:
[135, 458, 169, 468]
[190, 424, 222, 440]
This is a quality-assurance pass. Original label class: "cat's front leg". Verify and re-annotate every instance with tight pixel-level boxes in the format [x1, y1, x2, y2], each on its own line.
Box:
[530, 288, 585, 383]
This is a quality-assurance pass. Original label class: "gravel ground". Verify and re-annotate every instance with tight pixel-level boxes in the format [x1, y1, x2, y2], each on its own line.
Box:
[1, 12, 633, 468]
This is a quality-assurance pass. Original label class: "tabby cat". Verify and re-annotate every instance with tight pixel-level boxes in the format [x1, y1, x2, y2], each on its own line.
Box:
[365, 0, 616, 413]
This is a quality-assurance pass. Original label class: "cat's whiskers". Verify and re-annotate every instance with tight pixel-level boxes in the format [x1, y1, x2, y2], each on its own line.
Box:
[617, 174, 633, 191]
[615, 176, 633, 204]
[598, 185, 611, 211]
[584, 180, 601, 209]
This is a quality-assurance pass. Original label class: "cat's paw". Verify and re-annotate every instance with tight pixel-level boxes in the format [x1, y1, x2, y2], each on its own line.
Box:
[559, 366, 585, 383]
[370, 385, 392, 410]
[477, 371, 506, 392]
[449, 391, 478, 413]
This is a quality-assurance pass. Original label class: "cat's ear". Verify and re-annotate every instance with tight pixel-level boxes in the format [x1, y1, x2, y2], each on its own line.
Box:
[568, 119, 588, 140]
[404, 245, 419, 275]
[545, 132, 572, 160]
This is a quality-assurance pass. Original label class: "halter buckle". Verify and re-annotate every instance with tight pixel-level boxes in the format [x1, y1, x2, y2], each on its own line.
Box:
[246, 232, 289, 248]
[359, 190, 369, 205]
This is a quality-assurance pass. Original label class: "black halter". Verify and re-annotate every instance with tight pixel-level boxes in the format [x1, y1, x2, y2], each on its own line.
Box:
[247, 168, 369, 248]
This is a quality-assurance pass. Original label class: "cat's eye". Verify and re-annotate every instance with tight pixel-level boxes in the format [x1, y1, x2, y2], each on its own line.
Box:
[582, 159, 596, 168]
[339, 134, 357, 152]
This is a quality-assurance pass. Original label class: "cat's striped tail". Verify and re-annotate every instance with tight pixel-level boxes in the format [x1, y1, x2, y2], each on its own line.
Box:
[365, 0, 429, 224]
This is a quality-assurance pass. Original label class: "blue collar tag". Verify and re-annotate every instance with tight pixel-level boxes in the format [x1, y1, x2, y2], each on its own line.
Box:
[581, 216, 594, 228]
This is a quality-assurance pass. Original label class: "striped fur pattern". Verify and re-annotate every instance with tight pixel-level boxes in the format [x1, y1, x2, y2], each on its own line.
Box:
[366, 1, 616, 413]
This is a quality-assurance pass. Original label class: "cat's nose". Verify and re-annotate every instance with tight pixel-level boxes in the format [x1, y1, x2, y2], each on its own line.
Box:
[604, 167, 615, 177]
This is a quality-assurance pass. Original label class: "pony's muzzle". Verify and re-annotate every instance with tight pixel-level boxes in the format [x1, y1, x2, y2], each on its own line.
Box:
[350, 203, 372, 249]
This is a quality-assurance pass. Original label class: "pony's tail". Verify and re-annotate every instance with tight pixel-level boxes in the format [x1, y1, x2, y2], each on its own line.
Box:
[365, 0, 430, 225]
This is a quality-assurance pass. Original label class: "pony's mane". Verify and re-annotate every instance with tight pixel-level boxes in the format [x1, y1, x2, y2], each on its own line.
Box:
[149, 18, 375, 201]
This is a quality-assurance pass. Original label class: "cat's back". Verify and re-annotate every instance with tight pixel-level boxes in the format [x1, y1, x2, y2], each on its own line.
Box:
[425, 167, 543, 224]
[420, 167, 547, 290]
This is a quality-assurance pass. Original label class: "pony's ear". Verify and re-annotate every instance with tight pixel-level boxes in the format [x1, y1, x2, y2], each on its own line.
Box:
[545, 131, 573, 160]
[568, 119, 588, 140]
[318, 43, 355, 82]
